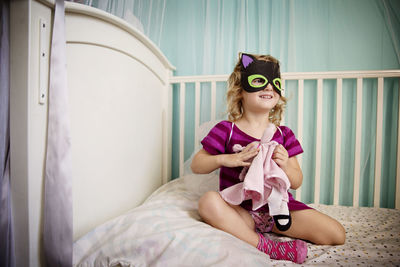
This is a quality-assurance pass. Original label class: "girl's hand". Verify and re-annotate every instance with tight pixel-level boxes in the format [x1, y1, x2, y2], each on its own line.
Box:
[272, 145, 303, 189]
[272, 144, 289, 170]
[219, 142, 259, 168]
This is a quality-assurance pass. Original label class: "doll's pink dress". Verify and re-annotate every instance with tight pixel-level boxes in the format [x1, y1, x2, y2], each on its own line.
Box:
[220, 123, 291, 229]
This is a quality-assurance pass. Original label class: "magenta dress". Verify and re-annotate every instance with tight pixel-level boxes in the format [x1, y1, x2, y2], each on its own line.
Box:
[201, 120, 312, 213]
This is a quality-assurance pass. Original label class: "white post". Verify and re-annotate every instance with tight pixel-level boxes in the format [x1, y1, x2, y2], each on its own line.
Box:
[333, 78, 343, 205]
[374, 78, 384, 207]
[179, 82, 186, 177]
[296, 79, 304, 202]
[211, 81, 216, 121]
[396, 79, 400, 209]
[194, 82, 201, 151]
[353, 78, 363, 207]
[314, 79, 323, 204]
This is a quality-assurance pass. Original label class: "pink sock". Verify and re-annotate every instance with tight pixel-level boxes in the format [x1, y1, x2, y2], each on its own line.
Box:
[257, 233, 307, 264]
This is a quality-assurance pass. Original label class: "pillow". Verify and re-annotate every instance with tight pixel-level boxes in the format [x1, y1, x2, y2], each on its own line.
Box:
[183, 172, 219, 197]
[183, 120, 221, 176]
[197, 120, 220, 143]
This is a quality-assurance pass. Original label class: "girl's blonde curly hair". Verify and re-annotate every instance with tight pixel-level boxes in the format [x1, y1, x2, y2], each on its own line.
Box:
[226, 53, 287, 126]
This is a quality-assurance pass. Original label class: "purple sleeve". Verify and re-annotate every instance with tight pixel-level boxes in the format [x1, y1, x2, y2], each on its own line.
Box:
[201, 121, 231, 155]
[281, 126, 303, 157]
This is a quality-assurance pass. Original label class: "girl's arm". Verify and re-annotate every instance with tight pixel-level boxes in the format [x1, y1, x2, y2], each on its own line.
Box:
[191, 145, 259, 174]
[272, 144, 303, 189]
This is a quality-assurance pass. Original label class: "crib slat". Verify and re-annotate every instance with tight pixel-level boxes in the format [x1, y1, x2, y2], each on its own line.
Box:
[211, 81, 216, 121]
[194, 82, 201, 151]
[333, 79, 343, 206]
[396, 79, 400, 210]
[179, 82, 186, 177]
[296, 79, 304, 202]
[170, 71, 400, 209]
[374, 78, 384, 208]
[282, 79, 286, 125]
[353, 78, 363, 207]
[314, 79, 323, 204]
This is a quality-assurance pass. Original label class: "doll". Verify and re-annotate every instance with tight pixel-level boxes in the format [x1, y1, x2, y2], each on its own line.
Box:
[220, 122, 292, 232]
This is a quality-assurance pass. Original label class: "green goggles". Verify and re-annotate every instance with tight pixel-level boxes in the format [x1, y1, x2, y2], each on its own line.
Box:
[247, 74, 282, 93]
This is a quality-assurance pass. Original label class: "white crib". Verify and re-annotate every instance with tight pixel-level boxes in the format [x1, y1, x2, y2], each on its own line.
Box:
[170, 70, 400, 209]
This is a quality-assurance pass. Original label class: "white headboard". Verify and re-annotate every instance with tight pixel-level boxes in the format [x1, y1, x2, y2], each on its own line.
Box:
[10, 1, 174, 265]
[64, 3, 175, 240]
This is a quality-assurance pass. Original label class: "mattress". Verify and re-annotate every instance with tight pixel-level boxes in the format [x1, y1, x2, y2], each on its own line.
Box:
[73, 173, 400, 266]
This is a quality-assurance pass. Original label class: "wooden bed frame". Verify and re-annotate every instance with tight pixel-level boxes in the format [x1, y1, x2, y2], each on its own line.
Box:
[9, 1, 400, 266]
[10, 1, 174, 266]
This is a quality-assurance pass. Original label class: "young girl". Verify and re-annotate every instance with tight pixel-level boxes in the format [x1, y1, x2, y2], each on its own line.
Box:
[191, 53, 345, 264]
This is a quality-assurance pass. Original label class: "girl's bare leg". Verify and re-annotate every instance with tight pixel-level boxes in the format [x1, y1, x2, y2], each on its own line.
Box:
[198, 191, 259, 247]
[272, 209, 346, 245]
[199, 191, 309, 263]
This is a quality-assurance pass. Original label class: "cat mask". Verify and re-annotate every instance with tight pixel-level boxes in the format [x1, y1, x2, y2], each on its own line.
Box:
[240, 53, 282, 95]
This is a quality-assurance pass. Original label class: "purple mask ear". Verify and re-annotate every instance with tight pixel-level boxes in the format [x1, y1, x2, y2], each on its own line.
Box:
[241, 53, 254, 68]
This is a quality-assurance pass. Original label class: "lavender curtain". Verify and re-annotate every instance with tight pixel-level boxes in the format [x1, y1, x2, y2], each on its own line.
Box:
[43, 0, 73, 265]
[0, 0, 15, 266]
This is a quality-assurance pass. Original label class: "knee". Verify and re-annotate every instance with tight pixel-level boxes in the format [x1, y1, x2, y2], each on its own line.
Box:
[198, 191, 224, 221]
[332, 223, 346, 245]
[322, 221, 346, 245]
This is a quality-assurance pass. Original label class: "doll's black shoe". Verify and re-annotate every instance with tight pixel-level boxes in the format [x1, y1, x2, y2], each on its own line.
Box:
[273, 214, 292, 232]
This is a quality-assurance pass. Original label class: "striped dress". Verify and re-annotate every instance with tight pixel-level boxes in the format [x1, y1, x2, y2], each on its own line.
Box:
[201, 120, 311, 213]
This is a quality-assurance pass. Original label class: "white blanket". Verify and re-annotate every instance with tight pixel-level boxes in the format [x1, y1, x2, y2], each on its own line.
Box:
[74, 173, 400, 266]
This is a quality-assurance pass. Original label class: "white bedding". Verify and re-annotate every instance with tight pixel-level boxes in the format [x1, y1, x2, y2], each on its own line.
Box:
[74, 173, 400, 266]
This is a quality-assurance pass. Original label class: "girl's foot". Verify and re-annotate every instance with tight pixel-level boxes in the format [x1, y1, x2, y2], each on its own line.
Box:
[257, 233, 307, 264]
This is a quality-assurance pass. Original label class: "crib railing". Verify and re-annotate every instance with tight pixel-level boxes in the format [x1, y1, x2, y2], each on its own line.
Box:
[169, 70, 400, 209]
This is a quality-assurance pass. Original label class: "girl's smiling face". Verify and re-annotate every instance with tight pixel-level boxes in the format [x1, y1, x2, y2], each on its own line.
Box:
[241, 83, 280, 114]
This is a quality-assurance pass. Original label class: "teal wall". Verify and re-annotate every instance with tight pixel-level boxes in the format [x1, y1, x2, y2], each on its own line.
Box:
[158, 0, 399, 75]
[84, 0, 400, 207]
